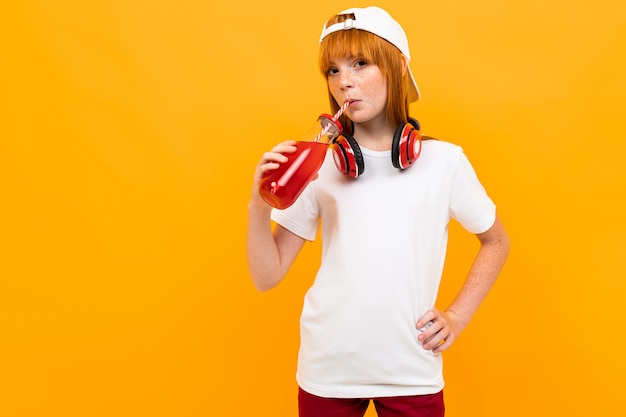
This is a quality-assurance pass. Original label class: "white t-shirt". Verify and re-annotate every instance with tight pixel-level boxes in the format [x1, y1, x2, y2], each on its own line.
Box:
[271, 139, 496, 398]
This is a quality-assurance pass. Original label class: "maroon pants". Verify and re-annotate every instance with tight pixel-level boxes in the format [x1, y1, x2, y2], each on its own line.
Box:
[298, 387, 445, 417]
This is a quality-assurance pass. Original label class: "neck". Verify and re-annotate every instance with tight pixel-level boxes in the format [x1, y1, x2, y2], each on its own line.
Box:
[352, 120, 396, 151]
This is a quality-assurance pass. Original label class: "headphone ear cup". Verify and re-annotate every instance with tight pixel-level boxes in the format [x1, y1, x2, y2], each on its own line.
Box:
[391, 121, 423, 169]
[331, 134, 364, 178]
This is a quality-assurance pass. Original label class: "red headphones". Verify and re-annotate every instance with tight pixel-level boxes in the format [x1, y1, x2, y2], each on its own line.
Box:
[331, 118, 423, 178]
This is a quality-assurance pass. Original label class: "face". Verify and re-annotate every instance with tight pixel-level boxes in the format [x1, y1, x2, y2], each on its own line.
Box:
[326, 56, 388, 127]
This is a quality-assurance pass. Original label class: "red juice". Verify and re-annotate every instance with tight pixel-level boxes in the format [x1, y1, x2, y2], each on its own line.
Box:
[259, 141, 329, 209]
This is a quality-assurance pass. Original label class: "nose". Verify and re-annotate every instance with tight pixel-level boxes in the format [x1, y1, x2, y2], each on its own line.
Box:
[338, 69, 354, 89]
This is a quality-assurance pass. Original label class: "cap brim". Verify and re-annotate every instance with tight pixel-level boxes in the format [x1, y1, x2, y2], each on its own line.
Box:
[407, 66, 420, 102]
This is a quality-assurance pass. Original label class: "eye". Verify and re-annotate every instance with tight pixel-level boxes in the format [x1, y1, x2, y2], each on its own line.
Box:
[326, 67, 339, 76]
[355, 59, 368, 68]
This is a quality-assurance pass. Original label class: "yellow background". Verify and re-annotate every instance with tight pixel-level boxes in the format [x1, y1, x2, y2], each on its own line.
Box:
[1, 0, 625, 416]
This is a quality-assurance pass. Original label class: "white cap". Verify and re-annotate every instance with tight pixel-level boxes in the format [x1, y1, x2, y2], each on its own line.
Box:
[319, 6, 420, 102]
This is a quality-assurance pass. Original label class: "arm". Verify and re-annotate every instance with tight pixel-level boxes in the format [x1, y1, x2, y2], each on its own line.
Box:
[247, 141, 307, 292]
[417, 215, 510, 353]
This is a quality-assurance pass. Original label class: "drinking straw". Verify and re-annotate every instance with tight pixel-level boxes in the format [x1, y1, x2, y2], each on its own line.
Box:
[313, 101, 350, 142]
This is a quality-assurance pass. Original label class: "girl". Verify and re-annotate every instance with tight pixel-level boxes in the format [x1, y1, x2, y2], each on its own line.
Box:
[247, 6, 510, 417]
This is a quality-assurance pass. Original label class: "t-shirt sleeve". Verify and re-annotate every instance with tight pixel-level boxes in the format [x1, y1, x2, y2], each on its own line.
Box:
[270, 183, 320, 241]
[449, 151, 496, 234]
